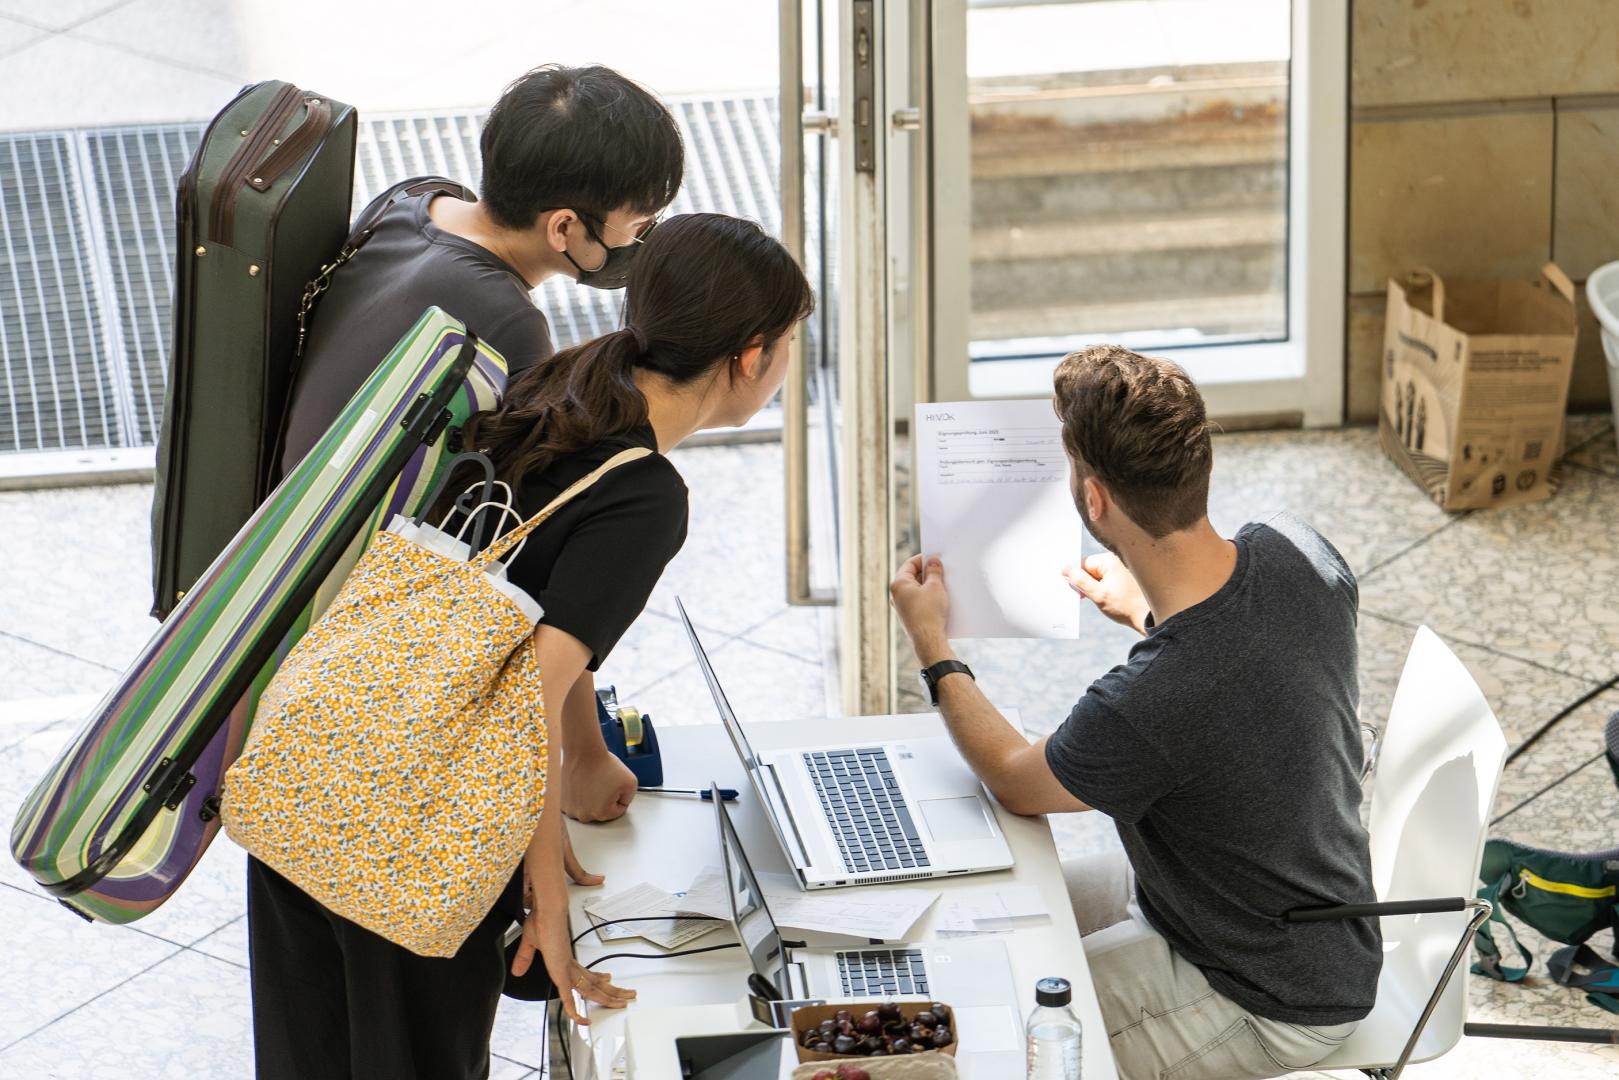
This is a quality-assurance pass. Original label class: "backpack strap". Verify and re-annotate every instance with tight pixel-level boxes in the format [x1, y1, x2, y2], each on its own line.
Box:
[1472, 869, 1534, 982]
[1547, 944, 1619, 1015]
[269, 176, 476, 483]
[474, 447, 656, 568]
[296, 175, 474, 357]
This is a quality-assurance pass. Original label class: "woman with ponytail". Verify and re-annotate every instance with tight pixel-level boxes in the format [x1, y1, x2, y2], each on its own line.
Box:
[247, 212, 813, 1080]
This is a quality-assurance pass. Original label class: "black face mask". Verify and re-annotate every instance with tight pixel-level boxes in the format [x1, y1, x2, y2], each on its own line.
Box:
[562, 218, 638, 290]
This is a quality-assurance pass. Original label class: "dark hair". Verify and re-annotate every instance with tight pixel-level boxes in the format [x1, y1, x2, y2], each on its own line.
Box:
[1051, 345, 1213, 538]
[479, 64, 684, 231]
[462, 214, 814, 488]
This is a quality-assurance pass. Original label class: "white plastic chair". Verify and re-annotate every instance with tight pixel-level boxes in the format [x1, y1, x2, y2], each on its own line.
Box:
[1286, 626, 1507, 1079]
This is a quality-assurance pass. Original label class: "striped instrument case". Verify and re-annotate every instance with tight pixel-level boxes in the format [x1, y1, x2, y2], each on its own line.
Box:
[9, 308, 506, 923]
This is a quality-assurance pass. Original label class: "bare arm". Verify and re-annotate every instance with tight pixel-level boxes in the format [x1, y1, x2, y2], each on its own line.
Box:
[559, 666, 639, 822]
[890, 555, 1091, 817]
[922, 639, 1091, 817]
[509, 624, 635, 1022]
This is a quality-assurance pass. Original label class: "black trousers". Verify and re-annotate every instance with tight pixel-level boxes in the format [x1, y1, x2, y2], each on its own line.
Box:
[246, 856, 512, 1080]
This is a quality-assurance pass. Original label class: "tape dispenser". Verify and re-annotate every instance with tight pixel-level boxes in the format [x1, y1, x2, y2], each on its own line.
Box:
[595, 684, 663, 788]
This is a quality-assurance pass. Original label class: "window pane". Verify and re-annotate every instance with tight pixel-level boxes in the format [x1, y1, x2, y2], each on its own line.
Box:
[966, 0, 1291, 362]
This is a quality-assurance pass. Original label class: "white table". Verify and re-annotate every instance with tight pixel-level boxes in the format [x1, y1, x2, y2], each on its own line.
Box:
[562, 716, 1117, 1079]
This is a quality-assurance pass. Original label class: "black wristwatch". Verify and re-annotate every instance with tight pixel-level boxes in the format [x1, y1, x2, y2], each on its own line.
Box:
[919, 659, 974, 706]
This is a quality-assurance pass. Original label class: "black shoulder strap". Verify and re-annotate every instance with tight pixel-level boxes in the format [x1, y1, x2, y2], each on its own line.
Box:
[345, 175, 474, 253]
[271, 176, 476, 483]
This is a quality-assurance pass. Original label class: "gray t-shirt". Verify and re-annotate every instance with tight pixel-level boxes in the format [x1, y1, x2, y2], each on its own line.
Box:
[1045, 513, 1381, 1025]
[280, 192, 554, 472]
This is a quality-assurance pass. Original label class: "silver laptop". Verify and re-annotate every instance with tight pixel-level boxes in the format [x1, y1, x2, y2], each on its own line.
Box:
[714, 784, 1024, 1077]
[677, 598, 1013, 889]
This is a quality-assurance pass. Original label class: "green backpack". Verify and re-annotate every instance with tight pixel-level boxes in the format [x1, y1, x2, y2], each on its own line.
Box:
[1471, 712, 1619, 1014]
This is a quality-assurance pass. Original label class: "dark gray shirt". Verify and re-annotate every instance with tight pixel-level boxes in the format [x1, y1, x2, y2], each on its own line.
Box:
[280, 192, 554, 471]
[1045, 513, 1381, 1025]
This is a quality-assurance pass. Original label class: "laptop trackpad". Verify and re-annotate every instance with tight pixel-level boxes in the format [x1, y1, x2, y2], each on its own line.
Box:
[919, 796, 993, 842]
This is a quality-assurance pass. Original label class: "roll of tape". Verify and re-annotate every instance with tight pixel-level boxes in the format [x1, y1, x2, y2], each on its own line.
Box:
[620, 707, 644, 748]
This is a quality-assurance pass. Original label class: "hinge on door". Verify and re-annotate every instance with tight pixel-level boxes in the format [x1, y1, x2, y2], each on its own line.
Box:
[852, 0, 876, 173]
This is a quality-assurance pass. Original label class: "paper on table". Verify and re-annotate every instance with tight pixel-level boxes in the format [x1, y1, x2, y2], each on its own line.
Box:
[916, 400, 1086, 639]
[581, 881, 724, 950]
[679, 865, 939, 941]
[934, 885, 1052, 938]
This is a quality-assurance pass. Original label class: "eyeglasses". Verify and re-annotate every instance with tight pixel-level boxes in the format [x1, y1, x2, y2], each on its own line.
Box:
[582, 211, 659, 245]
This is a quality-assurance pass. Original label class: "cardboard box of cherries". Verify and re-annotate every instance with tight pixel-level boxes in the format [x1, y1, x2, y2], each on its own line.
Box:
[790, 1000, 958, 1065]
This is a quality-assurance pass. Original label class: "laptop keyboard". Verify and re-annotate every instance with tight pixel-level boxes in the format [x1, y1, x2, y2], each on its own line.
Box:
[804, 748, 931, 873]
[837, 948, 929, 997]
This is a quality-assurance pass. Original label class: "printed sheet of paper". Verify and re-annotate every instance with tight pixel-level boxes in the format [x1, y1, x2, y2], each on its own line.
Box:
[581, 881, 724, 950]
[679, 865, 939, 941]
[916, 400, 1085, 639]
[933, 885, 1052, 938]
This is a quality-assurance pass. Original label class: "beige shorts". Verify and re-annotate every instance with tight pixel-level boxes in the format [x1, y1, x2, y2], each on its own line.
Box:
[1064, 850, 1357, 1080]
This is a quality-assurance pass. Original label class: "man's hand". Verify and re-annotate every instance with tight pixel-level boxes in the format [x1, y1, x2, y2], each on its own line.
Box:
[562, 749, 637, 823]
[1063, 553, 1151, 635]
[890, 554, 953, 665]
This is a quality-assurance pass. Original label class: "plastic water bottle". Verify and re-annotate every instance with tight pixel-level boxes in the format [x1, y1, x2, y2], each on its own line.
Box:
[1026, 976, 1082, 1079]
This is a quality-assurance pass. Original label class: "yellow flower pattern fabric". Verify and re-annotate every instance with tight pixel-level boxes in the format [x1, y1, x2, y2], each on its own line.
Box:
[222, 448, 652, 957]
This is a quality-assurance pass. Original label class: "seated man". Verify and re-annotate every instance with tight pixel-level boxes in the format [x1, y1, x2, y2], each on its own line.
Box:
[889, 345, 1381, 1080]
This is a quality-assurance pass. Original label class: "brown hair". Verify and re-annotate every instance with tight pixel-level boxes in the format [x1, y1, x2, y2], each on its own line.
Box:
[460, 213, 813, 490]
[1051, 345, 1212, 538]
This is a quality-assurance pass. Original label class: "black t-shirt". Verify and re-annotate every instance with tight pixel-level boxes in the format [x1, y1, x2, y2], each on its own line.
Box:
[280, 192, 555, 471]
[501, 423, 689, 670]
[484, 423, 686, 931]
[1044, 513, 1381, 1026]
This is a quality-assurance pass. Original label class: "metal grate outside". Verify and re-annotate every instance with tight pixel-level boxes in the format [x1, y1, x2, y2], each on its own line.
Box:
[0, 92, 787, 458]
[84, 123, 205, 445]
[0, 132, 124, 453]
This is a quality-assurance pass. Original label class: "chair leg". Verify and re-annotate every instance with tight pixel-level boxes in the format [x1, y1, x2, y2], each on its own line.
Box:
[1385, 899, 1495, 1080]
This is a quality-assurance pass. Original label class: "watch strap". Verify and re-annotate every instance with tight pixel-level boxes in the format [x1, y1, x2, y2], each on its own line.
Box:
[921, 659, 974, 705]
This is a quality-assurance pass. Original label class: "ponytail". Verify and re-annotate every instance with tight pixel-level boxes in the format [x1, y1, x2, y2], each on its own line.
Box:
[461, 213, 814, 493]
[459, 327, 648, 489]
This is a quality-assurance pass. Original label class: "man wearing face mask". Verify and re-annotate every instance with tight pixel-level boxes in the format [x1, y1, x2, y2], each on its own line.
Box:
[280, 61, 679, 472]
[278, 63, 682, 827]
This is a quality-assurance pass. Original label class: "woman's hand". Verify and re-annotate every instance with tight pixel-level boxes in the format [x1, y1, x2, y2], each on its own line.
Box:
[562, 818, 604, 886]
[522, 818, 603, 909]
[516, 788, 631, 1025]
[509, 902, 636, 1024]
[563, 749, 638, 823]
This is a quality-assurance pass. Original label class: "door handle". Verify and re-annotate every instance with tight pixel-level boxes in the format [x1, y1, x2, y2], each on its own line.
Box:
[803, 110, 837, 137]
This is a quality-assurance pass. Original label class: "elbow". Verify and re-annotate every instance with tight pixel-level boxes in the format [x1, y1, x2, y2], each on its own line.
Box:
[995, 789, 1043, 817]
[985, 767, 1041, 817]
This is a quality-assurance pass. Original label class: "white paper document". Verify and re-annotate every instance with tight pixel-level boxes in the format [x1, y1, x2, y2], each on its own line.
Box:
[934, 885, 1052, 938]
[581, 881, 724, 950]
[916, 400, 1085, 638]
[679, 865, 938, 941]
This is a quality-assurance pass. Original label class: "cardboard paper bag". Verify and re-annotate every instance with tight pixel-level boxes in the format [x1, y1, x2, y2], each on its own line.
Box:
[1379, 264, 1578, 511]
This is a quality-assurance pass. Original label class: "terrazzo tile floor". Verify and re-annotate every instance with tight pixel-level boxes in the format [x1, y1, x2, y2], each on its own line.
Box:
[1, 419, 1617, 1077]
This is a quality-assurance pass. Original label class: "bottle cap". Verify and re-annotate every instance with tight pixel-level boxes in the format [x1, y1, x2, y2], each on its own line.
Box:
[1035, 977, 1072, 1007]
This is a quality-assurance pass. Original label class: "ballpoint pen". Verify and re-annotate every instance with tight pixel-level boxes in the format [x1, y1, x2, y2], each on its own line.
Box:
[639, 787, 740, 802]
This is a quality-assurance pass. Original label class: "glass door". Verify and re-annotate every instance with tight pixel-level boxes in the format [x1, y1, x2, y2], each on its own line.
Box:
[923, 0, 1347, 424]
[783, 0, 916, 716]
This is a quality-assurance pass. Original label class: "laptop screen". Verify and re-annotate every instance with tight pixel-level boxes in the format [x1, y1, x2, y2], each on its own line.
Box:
[714, 782, 790, 999]
[676, 598, 761, 764]
[676, 598, 802, 865]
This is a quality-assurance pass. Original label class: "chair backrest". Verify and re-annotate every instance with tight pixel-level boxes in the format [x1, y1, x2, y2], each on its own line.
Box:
[1604, 710, 1619, 791]
[1318, 626, 1507, 1070]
